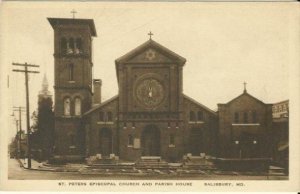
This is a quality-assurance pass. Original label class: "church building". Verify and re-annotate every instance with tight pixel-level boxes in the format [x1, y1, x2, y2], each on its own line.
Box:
[48, 17, 218, 162]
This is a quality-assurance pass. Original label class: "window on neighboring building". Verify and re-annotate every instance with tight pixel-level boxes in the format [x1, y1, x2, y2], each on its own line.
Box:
[190, 111, 195, 121]
[107, 112, 113, 121]
[169, 134, 175, 145]
[99, 112, 104, 121]
[234, 112, 239, 123]
[128, 135, 133, 146]
[64, 97, 71, 116]
[243, 112, 248, 123]
[198, 111, 203, 121]
[252, 111, 257, 123]
[74, 97, 81, 116]
[69, 64, 74, 81]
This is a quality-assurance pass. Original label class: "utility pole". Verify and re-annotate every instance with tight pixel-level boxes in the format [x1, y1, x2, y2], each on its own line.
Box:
[14, 120, 19, 158]
[13, 106, 25, 159]
[12, 63, 39, 169]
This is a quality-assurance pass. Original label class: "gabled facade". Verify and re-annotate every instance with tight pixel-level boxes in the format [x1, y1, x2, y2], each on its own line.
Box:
[82, 39, 218, 162]
[217, 89, 273, 159]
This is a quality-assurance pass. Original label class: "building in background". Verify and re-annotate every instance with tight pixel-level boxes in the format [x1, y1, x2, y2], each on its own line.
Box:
[31, 74, 54, 160]
[272, 100, 289, 173]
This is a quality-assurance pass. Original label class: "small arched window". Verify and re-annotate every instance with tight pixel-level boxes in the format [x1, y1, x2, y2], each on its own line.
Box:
[69, 38, 74, 49]
[70, 134, 75, 146]
[197, 111, 203, 121]
[252, 111, 257, 123]
[60, 37, 67, 54]
[74, 97, 81, 116]
[107, 112, 113, 121]
[190, 111, 195, 121]
[69, 64, 74, 81]
[169, 134, 175, 145]
[75, 38, 82, 54]
[67, 38, 74, 54]
[99, 112, 104, 121]
[64, 97, 71, 116]
[234, 112, 239, 123]
[128, 135, 133, 146]
[243, 112, 248, 123]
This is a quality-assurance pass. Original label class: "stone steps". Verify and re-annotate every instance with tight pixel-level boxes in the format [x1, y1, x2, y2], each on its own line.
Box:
[135, 157, 169, 169]
[86, 163, 134, 169]
[268, 166, 286, 175]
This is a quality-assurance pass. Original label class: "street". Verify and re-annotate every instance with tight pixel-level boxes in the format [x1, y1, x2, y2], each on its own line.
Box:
[8, 159, 288, 180]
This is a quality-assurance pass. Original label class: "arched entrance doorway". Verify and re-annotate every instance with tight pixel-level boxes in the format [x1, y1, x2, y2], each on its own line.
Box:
[99, 128, 112, 157]
[141, 125, 160, 156]
[189, 128, 203, 155]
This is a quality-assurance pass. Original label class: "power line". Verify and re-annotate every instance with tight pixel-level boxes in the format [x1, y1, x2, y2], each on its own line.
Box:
[12, 62, 39, 169]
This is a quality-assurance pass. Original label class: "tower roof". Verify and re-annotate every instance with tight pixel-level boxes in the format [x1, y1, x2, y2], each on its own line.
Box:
[42, 73, 48, 88]
[39, 74, 51, 96]
[47, 18, 97, 37]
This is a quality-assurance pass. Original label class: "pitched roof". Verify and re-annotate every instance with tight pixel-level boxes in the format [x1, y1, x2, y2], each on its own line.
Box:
[115, 39, 186, 65]
[83, 95, 118, 116]
[218, 91, 267, 106]
[183, 94, 217, 116]
[47, 18, 97, 37]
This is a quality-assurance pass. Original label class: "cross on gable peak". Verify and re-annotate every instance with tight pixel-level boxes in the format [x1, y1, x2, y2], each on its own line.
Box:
[71, 9, 77, 19]
[243, 81, 247, 93]
[148, 31, 154, 40]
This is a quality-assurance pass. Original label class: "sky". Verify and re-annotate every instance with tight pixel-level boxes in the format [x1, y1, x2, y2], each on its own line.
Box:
[1, 2, 295, 139]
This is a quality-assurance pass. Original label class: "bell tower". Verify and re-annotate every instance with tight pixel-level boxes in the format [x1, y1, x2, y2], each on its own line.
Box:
[48, 17, 97, 157]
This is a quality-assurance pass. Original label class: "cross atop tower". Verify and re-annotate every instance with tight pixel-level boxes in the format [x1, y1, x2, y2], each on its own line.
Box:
[148, 31, 154, 40]
[71, 9, 77, 19]
[243, 81, 247, 93]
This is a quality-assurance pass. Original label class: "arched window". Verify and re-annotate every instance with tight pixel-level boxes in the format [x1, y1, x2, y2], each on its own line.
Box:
[234, 112, 239, 123]
[107, 112, 113, 121]
[70, 134, 75, 146]
[99, 112, 104, 121]
[252, 111, 257, 123]
[69, 64, 74, 81]
[75, 38, 82, 54]
[64, 97, 71, 116]
[67, 38, 74, 54]
[69, 38, 74, 49]
[60, 37, 67, 54]
[128, 135, 133, 146]
[243, 112, 248, 123]
[169, 134, 175, 145]
[197, 111, 203, 121]
[190, 111, 195, 121]
[74, 97, 81, 116]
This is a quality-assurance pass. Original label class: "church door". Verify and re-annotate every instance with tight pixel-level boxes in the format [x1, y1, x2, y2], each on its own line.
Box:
[189, 128, 203, 155]
[99, 128, 112, 157]
[141, 125, 160, 156]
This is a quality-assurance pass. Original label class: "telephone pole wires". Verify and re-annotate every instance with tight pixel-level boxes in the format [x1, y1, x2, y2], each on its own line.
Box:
[12, 106, 25, 159]
[12, 62, 39, 169]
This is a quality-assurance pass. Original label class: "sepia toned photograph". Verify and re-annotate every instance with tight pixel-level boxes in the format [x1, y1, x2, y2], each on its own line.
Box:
[0, 1, 299, 192]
